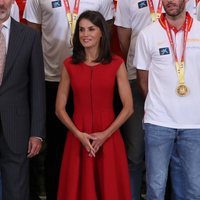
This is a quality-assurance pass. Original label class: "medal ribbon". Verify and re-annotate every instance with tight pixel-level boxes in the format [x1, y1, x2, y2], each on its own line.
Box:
[164, 15, 190, 85]
[148, 0, 162, 22]
[114, 0, 118, 10]
[63, 0, 81, 39]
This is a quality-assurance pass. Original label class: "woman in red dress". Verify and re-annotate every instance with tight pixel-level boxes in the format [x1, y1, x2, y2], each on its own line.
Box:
[56, 11, 133, 200]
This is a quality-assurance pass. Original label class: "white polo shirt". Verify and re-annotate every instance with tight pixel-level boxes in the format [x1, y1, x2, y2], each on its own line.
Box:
[196, 1, 200, 20]
[114, 0, 196, 81]
[23, 0, 114, 81]
[114, 0, 163, 80]
[186, 0, 198, 18]
[11, 2, 20, 21]
[134, 13, 200, 129]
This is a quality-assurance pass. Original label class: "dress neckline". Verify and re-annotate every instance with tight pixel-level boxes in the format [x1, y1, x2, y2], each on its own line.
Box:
[82, 62, 102, 68]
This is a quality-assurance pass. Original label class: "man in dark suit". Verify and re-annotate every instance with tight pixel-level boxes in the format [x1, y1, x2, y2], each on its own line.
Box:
[0, 0, 45, 199]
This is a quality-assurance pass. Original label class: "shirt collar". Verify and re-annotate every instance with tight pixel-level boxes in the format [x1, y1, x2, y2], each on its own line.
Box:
[159, 12, 193, 34]
[2, 16, 11, 30]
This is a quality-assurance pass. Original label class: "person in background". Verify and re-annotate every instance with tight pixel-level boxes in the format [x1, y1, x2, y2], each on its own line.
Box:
[23, 1, 114, 199]
[196, 0, 200, 20]
[10, 1, 19, 21]
[111, 0, 122, 57]
[114, 0, 164, 199]
[186, 0, 199, 18]
[0, 0, 45, 199]
[15, 0, 26, 23]
[134, 0, 200, 199]
[56, 10, 133, 200]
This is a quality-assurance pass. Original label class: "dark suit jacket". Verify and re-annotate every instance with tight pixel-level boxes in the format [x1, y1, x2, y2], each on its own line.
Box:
[0, 18, 45, 154]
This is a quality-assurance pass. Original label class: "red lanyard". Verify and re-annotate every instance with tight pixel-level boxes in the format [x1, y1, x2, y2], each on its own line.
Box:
[163, 14, 193, 92]
[63, 0, 81, 36]
[164, 15, 190, 64]
[147, 0, 162, 22]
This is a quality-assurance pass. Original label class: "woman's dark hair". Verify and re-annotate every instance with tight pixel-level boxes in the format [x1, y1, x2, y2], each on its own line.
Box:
[72, 10, 112, 64]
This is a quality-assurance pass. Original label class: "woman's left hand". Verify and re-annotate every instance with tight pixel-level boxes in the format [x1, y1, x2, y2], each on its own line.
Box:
[90, 131, 109, 153]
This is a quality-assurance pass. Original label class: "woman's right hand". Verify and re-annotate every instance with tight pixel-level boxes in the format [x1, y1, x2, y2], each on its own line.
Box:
[77, 132, 96, 157]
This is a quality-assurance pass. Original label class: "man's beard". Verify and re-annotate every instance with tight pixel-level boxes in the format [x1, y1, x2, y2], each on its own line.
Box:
[164, 1, 185, 17]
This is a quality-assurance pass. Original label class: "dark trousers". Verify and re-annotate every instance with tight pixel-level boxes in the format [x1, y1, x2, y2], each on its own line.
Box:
[114, 80, 145, 200]
[30, 153, 45, 200]
[121, 80, 145, 200]
[45, 81, 73, 200]
[0, 122, 29, 200]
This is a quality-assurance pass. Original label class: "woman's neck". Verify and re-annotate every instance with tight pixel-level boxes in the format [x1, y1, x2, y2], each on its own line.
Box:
[85, 48, 99, 63]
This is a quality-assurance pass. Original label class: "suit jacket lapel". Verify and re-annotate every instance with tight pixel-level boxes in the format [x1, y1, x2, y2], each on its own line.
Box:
[3, 18, 25, 82]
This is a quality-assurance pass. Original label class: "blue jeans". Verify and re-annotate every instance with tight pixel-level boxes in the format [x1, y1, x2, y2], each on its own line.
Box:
[170, 145, 185, 200]
[144, 123, 200, 200]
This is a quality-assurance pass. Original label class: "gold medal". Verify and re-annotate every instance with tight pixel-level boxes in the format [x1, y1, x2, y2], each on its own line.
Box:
[176, 84, 189, 97]
[148, 0, 162, 22]
[150, 13, 157, 22]
[156, 13, 161, 19]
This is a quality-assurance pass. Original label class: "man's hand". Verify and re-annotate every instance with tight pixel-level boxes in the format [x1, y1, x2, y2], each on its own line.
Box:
[27, 137, 43, 158]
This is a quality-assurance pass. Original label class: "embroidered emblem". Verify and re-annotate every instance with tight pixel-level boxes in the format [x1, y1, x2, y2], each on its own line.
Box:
[159, 47, 170, 55]
[138, 1, 148, 9]
[52, 0, 62, 8]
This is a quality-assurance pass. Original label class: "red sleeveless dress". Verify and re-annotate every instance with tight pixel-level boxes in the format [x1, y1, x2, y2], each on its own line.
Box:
[57, 55, 131, 200]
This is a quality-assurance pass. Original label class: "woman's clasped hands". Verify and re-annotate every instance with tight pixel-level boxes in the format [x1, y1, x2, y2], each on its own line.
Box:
[77, 131, 109, 157]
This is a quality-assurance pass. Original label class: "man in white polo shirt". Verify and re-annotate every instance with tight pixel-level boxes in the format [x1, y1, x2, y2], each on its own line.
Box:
[115, 0, 195, 199]
[23, 1, 114, 199]
[134, 0, 200, 199]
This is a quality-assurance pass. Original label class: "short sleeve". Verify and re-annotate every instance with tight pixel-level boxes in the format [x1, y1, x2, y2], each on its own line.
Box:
[23, 0, 42, 24]
[99, 0, 114, 21]
[114, 0, 131, 28]
[134, 31, 151, 71]
[111, 55, 124, 72]
[64, 57, 73, 74]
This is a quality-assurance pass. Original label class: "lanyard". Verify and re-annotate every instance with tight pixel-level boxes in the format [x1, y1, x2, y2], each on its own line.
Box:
[63, 0, 81, 40]
[148, 0, 162, 22]
[164, 15, 190, 85]
[114, 0, 117, 10]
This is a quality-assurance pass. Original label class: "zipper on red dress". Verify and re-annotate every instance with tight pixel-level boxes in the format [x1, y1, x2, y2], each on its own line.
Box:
[90, 68, 94, 132]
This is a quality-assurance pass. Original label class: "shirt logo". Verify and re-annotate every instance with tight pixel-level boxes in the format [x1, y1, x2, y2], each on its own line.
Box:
[52, 0, 62, 8]
[138, 1, 148, 9]
[159, 47, 170, 55]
